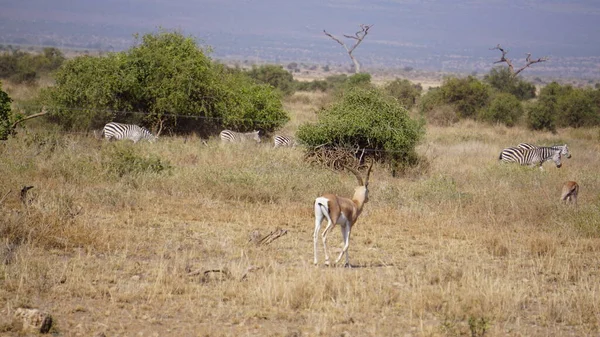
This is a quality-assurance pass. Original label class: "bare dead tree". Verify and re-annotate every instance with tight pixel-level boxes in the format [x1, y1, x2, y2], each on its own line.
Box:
[324, 24, 373, 74]
[490, 44, 548, 77]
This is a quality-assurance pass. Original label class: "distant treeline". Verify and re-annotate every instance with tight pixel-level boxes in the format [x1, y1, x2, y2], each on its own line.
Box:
[0, 46, 65, 84]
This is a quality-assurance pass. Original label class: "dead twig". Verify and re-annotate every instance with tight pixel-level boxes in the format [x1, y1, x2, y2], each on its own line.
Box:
[0, 190, 11, 206]
[258, 228, 288, 246]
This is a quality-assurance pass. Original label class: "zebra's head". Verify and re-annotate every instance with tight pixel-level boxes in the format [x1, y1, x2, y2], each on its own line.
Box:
[251, 130, 261, 143]
[552, 151, 562, 168]
[561, 144, 571, 158]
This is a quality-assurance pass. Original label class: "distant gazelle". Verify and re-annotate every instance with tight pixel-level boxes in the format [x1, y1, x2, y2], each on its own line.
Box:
[561, 181, 579, 206]
[313, 161, 373, 267]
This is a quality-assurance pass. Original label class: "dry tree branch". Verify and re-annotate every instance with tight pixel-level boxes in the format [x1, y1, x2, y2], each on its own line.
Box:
[490, 44, 548, 76]
[324, 24, 373, 73]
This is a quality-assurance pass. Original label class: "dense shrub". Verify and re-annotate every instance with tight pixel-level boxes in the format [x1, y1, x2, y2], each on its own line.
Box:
[41, 30, 288, 134]
[102, 143, 172, 178]
[0, 82, 13, 140]
[479, 93, 523, 127]
[297, 86, 424, 173]
[246, 64, 296, 96]
[439, 76, 490, 119]
[556, 87, 599, 127]
[383, 78, 423, 109]
[484, 67, 536, 100]
[527, 82, 600, 131]
[0, 47, 65, 84]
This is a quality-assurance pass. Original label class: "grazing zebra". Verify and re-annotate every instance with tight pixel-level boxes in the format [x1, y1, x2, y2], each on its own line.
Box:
[102, 122, 156, 143]
[273, 135, 295, 148]
[518, 143, 571, 159]
[498, 147, 562, 170]
[219, 130, 261, 143]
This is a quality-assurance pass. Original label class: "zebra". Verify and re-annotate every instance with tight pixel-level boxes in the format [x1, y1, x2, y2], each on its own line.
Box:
[517, 143, 571, 159]
[219, 130, 261, 143]
[102, 122, 157, 143]
[498, 147, 562, 170]
[273, 134, 296, 148]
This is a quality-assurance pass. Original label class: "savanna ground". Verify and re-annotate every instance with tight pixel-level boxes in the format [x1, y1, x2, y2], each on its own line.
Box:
[1, 89, 600, 337]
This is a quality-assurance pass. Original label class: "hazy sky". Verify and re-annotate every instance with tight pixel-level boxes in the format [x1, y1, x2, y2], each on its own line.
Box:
[2, 0, 600, 57]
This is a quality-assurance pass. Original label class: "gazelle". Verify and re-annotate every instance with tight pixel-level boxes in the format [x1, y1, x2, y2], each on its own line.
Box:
[313, 161, 373, 267]
[561, 181, 579, 206]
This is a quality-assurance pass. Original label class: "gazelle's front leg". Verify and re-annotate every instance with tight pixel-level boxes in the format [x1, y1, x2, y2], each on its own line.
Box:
[335, 223, 352, 267]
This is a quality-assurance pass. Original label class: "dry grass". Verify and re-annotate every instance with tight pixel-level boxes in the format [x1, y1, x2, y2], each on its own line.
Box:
[1, 92, 600, 336]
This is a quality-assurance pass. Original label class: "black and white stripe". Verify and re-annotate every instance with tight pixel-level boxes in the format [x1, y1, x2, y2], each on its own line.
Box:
[518, 143, 571, 158]
[273, 135, 295, 148]
[102, 122, 156, 143]
[499, 147, 562, 170]
[219, 130, 261, 143]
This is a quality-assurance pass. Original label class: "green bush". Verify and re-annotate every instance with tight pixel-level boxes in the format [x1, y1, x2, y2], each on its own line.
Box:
[479, 93, 523, 127]
[102, 143, 172, 178]
[297, 86, 424, 173]
[484, 67, 536, 100]
[526, 82, 600, 131]
[439, 76, 490, 119]
[0, 82, 13, 140]
[246, 64, 296, 96]
[42, 30, 288, 134]
[383, 78, 423, 109]
[526, 99, 557, 133]
[556, 88, 599, 127]
[0, 47, 65, 84]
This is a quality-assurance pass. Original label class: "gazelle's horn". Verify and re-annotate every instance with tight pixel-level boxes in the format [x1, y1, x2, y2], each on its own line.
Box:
[364, 160, 373, 186]
[344, 165, 364, 186]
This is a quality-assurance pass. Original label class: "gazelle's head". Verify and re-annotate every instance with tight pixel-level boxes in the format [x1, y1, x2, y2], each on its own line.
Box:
[345, 160, 373, 203]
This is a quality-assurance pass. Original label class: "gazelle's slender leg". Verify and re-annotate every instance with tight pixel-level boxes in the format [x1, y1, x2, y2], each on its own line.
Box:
[321, 220, 335, 266]
[336, 224, 352, 267]
[313, 211, 323, 265]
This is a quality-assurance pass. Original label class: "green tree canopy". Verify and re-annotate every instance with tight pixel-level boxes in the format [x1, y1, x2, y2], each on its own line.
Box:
[484, 67, 536, 100]
[42, 30, 288, 134]
[297, 86, 424, 173]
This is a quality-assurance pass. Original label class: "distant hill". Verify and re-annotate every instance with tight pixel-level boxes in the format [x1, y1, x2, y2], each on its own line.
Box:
[2, 0, 599, 79]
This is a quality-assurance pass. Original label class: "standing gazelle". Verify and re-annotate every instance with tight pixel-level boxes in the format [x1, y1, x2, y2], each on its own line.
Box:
[313, 161, 373, 267]
[561, 181, 579, 206]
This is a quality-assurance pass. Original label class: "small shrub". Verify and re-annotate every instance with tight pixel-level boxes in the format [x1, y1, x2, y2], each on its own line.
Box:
[479, 93, 523, 127]
[439, 76, 491, 119]
[246, 64, 296, 96]
[102, 144, 172, 177]
[424, 104, 459, 126]
[384, 78, 423, 110]
[484, 67, 536, 100]
[0, 82, 13, 140]
[297, 86, 424, 174]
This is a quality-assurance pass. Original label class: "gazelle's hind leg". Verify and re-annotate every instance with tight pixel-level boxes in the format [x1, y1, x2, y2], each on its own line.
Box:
[321, 218, 335, 266]
[335, 223, 352, 267]
[313, 208, 324, 265]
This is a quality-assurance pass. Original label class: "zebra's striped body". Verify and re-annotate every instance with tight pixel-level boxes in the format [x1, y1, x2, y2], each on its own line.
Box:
[219, 130, 261, 143]
[102, 122, 156, 143]
[499, 147, 562, 170]
[273, 135, 295, 148]
[518, 143, 571, 158]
